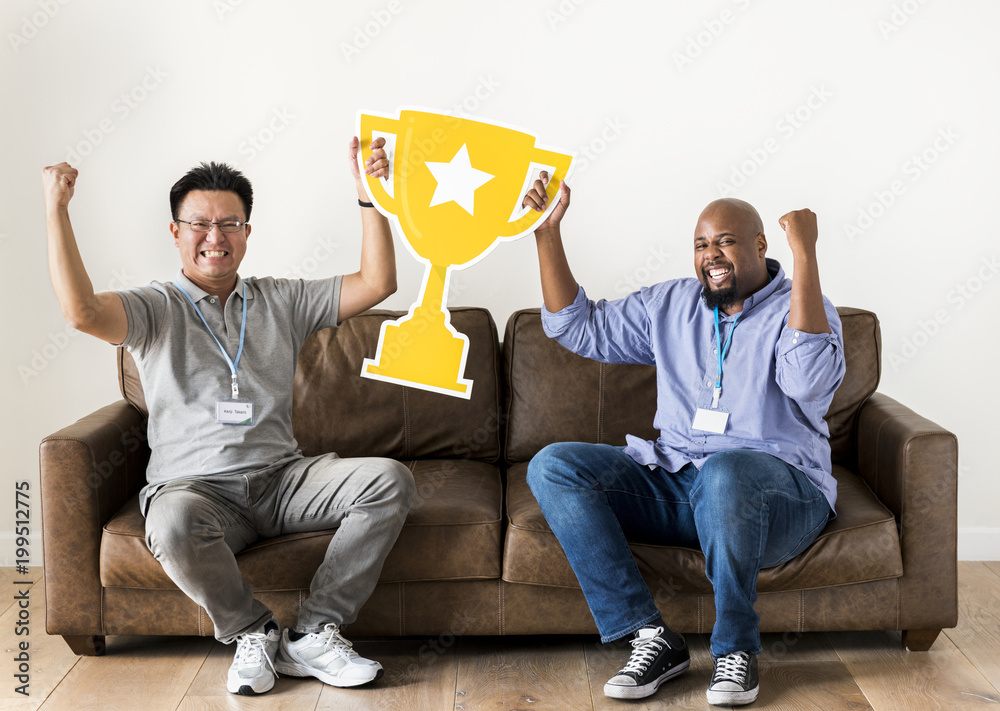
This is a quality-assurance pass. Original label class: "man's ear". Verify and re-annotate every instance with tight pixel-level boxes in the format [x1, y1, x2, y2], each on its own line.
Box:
[245, 223, 251, 241]
[170, 220, 180, 247]
[757, 232, 767, 258]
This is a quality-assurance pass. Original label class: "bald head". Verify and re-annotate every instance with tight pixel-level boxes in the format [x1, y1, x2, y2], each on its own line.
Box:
[698, 198, 764, 236]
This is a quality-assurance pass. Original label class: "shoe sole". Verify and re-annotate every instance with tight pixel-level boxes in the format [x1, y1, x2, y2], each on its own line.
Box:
[604, 658, 691, 699]
[706, 684, 759, 706]
[232, 682, 273, 696]
[227, 676, 275, 696]
[274, 660, 384, 687]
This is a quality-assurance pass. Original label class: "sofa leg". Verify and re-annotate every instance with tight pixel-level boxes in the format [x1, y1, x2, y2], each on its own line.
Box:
[62, 635, 106, 656]
[902, 629, 941, 651]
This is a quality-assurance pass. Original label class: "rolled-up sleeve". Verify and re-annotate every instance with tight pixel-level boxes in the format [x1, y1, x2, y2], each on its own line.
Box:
[774, 301, 845, 403]
[541, 285, 655, 366]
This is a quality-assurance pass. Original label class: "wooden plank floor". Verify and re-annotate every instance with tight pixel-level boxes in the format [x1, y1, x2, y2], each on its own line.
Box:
[2, 563, 999, 710]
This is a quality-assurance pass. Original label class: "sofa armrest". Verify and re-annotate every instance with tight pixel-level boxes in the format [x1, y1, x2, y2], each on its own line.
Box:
[39, 400, 148, 637]
[856, 391, 958, 633]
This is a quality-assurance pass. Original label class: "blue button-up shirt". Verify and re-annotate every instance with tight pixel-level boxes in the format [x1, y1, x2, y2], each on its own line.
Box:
[541, 258, 845, 512]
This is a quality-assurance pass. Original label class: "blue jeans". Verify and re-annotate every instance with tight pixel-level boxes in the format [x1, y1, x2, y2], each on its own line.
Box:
[527, 443, 830, 656]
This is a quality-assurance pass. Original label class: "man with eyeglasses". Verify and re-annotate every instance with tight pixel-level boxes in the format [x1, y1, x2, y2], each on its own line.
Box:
[41, 137, 416, 696]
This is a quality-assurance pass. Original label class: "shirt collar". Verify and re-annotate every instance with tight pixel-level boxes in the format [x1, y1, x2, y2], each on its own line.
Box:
[708, 257, 785, 319]
[174, 271, 253, 302]
[740, 258, 784, 313]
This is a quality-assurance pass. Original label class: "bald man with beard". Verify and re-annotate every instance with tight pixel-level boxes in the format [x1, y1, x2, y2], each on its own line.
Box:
[521, 178, 845, 707]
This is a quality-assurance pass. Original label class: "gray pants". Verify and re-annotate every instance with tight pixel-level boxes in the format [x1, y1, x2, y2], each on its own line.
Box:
[144, 454, 415, 643]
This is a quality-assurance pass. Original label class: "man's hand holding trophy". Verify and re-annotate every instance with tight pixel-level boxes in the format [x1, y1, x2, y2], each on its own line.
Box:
[357, 108, 574, 398]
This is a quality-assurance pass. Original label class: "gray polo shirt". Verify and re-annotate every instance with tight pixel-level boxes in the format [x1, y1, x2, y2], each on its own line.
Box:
[116, 271, 342, 512]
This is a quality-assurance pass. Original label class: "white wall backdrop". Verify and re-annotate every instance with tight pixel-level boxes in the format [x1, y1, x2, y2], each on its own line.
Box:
[2, 0, 996, 562]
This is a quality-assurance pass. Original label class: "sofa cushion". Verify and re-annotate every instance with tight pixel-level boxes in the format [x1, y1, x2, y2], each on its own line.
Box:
[502, 462, 902, 592]
[503, 309, 658, 464]
[825, 308, 881, 465]
[119, 306, 502, 462]
[503, 307, 881, 466]
[101, 459, 503, 590]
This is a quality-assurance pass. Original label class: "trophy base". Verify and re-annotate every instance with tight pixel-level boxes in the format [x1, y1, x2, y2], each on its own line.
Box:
[360, 314, 473, 399]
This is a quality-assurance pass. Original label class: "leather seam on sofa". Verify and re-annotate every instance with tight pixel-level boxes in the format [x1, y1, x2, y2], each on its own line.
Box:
[498, 579, 505, 635]
[499, 571, 907, 595]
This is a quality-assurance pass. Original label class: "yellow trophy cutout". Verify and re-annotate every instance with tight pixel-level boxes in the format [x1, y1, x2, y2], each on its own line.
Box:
[358, 108, 574, 398]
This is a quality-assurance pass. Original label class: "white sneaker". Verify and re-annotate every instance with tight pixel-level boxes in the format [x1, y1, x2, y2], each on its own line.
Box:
[227, 618, 281, 695]
[275, 623, 383, 687]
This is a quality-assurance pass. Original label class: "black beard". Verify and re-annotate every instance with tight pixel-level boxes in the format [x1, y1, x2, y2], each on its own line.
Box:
[702, 283, 739, 310]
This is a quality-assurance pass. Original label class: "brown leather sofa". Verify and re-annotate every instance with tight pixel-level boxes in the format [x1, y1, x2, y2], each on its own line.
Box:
[39, 305, 958, 656]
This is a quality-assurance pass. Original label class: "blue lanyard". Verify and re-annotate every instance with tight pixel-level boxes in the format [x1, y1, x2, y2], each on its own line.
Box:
[712, 306, 741, 409]
[175, 280, 248, 400]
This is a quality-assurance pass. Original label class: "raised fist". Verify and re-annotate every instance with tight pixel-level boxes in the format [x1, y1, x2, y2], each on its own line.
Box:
[42, 162, 78, 211]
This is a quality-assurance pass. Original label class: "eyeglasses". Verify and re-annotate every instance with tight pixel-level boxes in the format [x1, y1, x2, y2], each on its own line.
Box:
[175, 219, 248, 233]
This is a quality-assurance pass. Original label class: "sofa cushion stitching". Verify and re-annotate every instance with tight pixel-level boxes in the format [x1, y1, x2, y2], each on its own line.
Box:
[498, 579, 504, 635]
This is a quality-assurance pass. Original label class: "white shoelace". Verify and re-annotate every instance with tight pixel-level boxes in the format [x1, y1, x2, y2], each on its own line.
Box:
[317, 623, 360, 658]
[620, 629, 667, 674]
[712, 651, 750, 683]
[235, 630, 278, 676]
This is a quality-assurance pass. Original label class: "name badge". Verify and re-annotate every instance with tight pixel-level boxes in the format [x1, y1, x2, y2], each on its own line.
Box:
[217, 400, 254, 426]
[693, 407, 729, 434]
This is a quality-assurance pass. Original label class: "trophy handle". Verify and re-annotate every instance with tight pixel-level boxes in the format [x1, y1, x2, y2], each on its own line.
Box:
[497, 148, 574, 238]
[358, 114, 401, 214]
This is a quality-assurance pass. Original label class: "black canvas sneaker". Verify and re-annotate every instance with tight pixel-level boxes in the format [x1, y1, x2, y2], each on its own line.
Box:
[707, 650, 759, 706]
[604, 626, 690, 699]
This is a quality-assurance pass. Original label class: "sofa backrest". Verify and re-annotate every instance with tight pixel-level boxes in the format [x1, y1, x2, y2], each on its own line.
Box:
[503, 307, 881, 467]
[118, 306, 503, 463]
